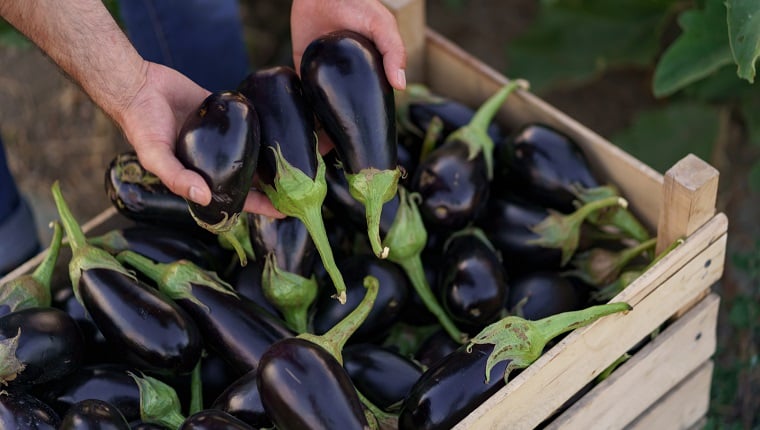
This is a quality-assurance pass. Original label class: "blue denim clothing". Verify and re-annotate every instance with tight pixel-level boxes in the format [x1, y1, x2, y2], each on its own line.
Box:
[0, 136, 19, 222]
[118, 0, 250, 92]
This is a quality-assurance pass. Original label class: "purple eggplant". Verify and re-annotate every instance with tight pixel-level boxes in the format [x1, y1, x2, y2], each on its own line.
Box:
[399, 302, 631, 429]
[508, 271, 587, 321]
[117, 251, 292, 376]
[179, 409, 254, 430]
[52, 182, 202, 374]
[175, 91, 260, 266]
[438, 228, 509, 331]
[58, 399, 130, 430]
[0, 307, 84, 388]
[414, 329, 461, 369]
[228, 262, 281, 318]
[301, 30, 402, 260]
[410, 81, 526, 231]
[0, 391, 60, 429]
[211, 369, 271, 429]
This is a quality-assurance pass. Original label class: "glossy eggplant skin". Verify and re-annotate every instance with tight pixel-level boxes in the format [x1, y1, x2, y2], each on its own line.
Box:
[228, 262, 281, 319]
[78, 268, 202, 373]
[35, 364, 140, 423]
[343, 344, 422, 412]
[495, 123, 599, 213]
[312, 255, 410, 342]
[58, 399, 130, 430]
[237, 66, 317, 185]
[0, 307, 84, 388]
[175, 91, 260, 228]
[407, 99, 505, 145]
[105, 151, 197, 229]
[179, 409, 254, 430]
[414, 329, 461, 369]
[439, 231, 509, 331]
[51, 282, 115, 365]
[257, 338, 369, 430]
[300, 30, 397, 173]
[247, 213, 316, 278]
[507, 271, 584, 321]
[477, 195, 563, 276]
[399, 343, 509, 430]
[171, 281, 293, 376]
[411, 141, 490, 231]
[211, 369, 271, 429]
[0, 390, 60, 430]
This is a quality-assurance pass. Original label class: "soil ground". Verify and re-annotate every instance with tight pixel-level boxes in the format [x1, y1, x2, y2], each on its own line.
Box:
[0, 1, 756, 426]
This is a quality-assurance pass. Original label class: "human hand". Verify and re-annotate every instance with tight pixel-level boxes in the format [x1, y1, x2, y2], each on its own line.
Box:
[116, 62, 284, 218]
[290, 0, 407, 90]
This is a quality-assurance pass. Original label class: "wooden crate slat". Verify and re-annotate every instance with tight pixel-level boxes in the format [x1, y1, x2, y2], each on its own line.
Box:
[455, 226, 726, 429]
[546, 293, 719, 429]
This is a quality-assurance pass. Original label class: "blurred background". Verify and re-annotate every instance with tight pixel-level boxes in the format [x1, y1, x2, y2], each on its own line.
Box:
[0, 1, 757, 428]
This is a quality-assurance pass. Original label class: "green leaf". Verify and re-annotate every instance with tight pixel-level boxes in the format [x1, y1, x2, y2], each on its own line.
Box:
[652, 0, 734, 97]
[684, 63, 756, 101]
[508, 0, 675, 92]
[726, 0, 760, 83]
[610, 102, 719, 173]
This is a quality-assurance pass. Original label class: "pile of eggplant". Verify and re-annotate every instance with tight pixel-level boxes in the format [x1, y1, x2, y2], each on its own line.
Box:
[0, 31, 664, 430]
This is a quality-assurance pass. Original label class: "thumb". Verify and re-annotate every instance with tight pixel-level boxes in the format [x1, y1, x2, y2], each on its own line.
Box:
[136, 141, 212, 206]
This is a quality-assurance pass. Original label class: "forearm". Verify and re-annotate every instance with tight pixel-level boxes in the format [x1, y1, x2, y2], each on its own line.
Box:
[0, 0, 146, 123]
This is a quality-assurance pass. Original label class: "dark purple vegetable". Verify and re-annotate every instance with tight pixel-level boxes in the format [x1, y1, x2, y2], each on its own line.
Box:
[0, 307, 84, 388]
[257, 277, 380, 430]
[36, 364, 141, 423]
[228, 262, 280, 318]
[0, 390, 60, 429]
[58, 399, 130, 430]
[343, 343, 422, 412]
[508, 271, 585, 321]
[211, 369, 271, 429]
[301, 30, 402, 259]
[129, 421, 166, 430]
[179, 409, 254, 430]
[414, 329, 461, 369]
[0, 221, 62, 316]
[312, 254, 410, 342]
[439, 228, 509, 331]
[239, 66, 348, 303]
[105, 151, 197, 230]
[410, 81, 525, 231]
[52, 182, 202, 374]
[494, 123, 600, 213]
[175, 91, 260, 266]
[117, 251, 292, 376]
[399, 302, 631, 429]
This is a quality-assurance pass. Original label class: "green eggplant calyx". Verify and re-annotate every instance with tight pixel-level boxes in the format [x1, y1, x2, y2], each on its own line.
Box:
[262, 252, 318, 334]
[128, 371, 186, 429]
[384, 187, 427, 260]
[115, 153, 161, 185]
[467, 301, 631, 383]
[445, 79, 529, 180]
[87, 230, 129, 254]
[217, 215, 254, 265]
[528, 196, 628, 266]
[346, 166, 402, 259]
[573, 184, 651, 244]
[0, 329, 26, 386]
[51, 180, 135, 305]
[565, 237, 657, 287]
[299, 275, 380, 364]
[191, 207, 238, 234]
[395, 83, 443, 138]
[419, 115, 444, 163]
[262, 145, 347, 304]
[357, 389, 398, 429]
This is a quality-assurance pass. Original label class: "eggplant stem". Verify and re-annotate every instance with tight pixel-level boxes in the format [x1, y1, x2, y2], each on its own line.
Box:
[262, 252, 316, 333]
[189, 358, 203, 415]
[219, 230, 248, 266]
[346, 167, 401, 259]
[298, 204, 347, 304]
[51, 181, 88, 251]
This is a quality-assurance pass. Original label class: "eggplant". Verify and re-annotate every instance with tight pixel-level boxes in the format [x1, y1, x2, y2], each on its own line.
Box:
[494, 123, 600, 213]
[0, 307, 84, 388]
[343, 343, 423, 412]
[117, 251, 292, 376]
[312, 254, 410, 342]
[129, 422, 166, 430]
[179, 409, 254, 430]
[52, 182, 202, 374]
[477, 195, 564, 275]
[239, 66, 348, 303]
[211, 369, 271, 429]
[36, 364, 141, 423]
[0, 221, 62, 316]
[410, 81, 525, 231]
[58, 399, 130, 430]
[228, 262, 281, 318]
[175, 91, 260, 266]
[0, 390, 60, 429]
[414, 329, 461, 369]
[399, 302, 632, 429]
[438, 228, 509, 331]
[105, 151, 197, 230]
[257, 276, 380, 430]
[301, 30, 402, 259]
[507, 271, 585, 321]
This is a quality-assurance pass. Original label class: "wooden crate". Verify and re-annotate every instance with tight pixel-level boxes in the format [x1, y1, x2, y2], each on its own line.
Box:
[384, 1, 726, 429]
[2, 2, 726, 429]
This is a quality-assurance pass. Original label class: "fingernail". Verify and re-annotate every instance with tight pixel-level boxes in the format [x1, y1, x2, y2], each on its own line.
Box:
[397, 69, 407, 89]
[188, 186, 206, 205]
